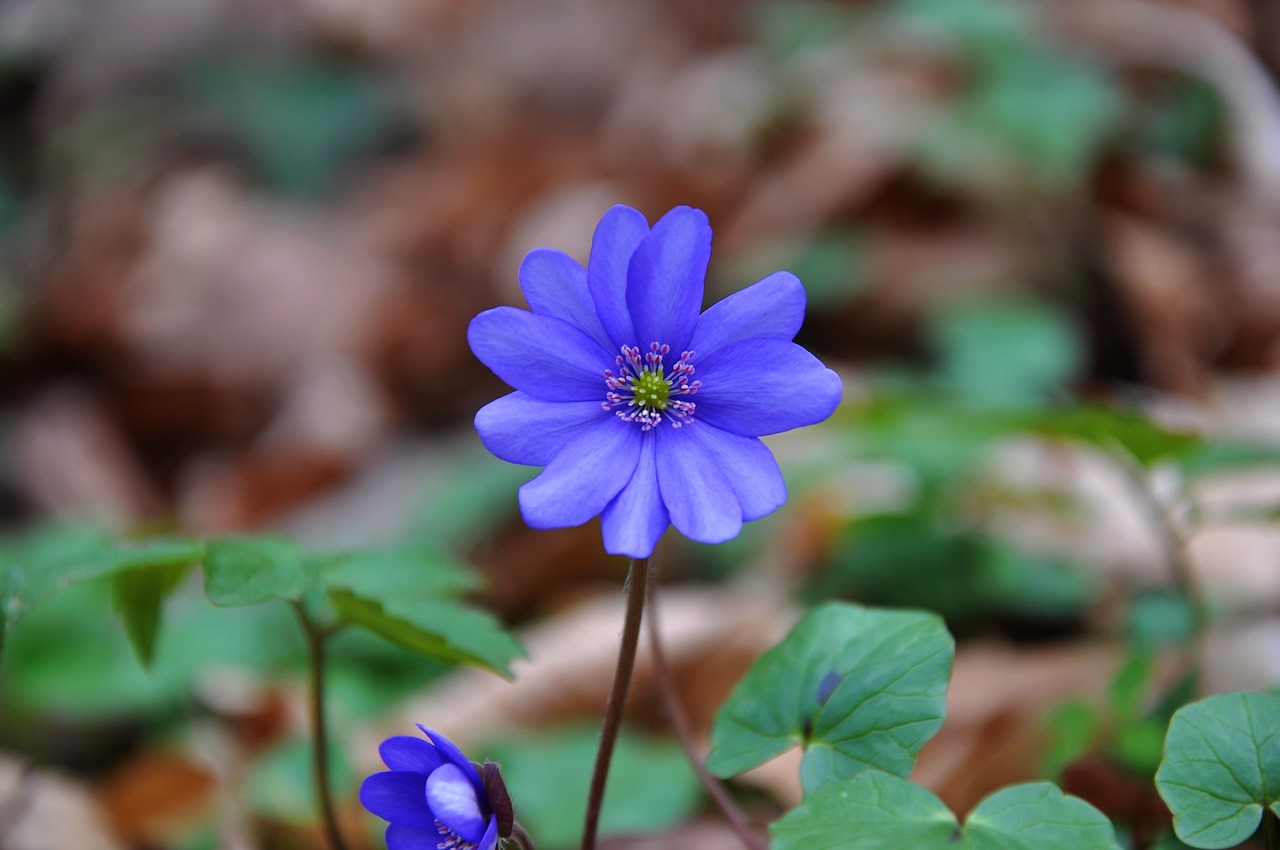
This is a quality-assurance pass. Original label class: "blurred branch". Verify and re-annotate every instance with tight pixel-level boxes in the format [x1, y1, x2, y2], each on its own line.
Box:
[1053, 0, 1280, 205]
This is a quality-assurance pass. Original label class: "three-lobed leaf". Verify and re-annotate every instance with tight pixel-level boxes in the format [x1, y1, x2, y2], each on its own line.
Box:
[706, 602, 953, 790]
[1156, 692, 1280, 848]
[772, 770, 1121, 849]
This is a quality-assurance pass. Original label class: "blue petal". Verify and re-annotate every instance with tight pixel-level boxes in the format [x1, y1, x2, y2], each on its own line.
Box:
[475, 392, 607, 466]
[519, 248, 613, 352]
[626, 206, 711, 354]
[601, 431, 670, 557]
[386, 824, 445, 850]
[426, 764, 488, 845]
[683, 425, 786, 522]
[688, 271, 805, 355]
[359, 771, 433, 828]
[416, 726, 486, 801]
[379, 736, 446, 774]
[468, 307, 612, 402]
[519, 415, 642, 528]
[655, 426, 743, 544]
[478, 816, 500, 850]
[693, 339, 842, 437]
[588, 205, 648, 349]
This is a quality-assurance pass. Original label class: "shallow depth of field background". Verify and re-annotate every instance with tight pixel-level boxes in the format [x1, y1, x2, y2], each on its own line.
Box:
[2, 0, 1280, 848]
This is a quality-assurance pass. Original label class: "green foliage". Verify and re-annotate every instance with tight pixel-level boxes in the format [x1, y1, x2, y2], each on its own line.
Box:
[1, 529, 205, 664]
[928, 298, 1082, 411]
[1042, 649, 1196, 783]
[203, 536, 311, 606]
[1156, 692, 1280, 848]
[1, 580, 299, 718]
[897, 0, 1122, 190]
[811, 512, 1097, 628]
[184, 55, 392, 197]
[483, 727, 702, 850]
[771, 770, 1121, 849]
[706, 602, 952, 790]
[248, 737, 356, 824]
[111, 561, 193, 667]
[203, 537, 523, 677]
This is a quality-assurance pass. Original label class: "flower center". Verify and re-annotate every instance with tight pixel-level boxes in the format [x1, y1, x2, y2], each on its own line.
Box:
[434, 819, 478, 850]
[602, 342, 700, 430]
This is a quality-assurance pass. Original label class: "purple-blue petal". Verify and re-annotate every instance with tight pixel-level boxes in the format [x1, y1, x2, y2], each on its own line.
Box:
[688, 271, 805, 356]
[359, 771, 434, 828]
[468, 307, 612, 402]
[626, 206, 711, 354]
[475, 392, 607, 466]
[694, 338, 842, 437]
[518, 415, 642, 528]
[379, 736, 446, 774]
[588, 205, 648, 349]
[426, 763, 487, 844]
[519, 248, 613, 352]
[655, 426, 743, 544]
[683, 425, 786, 522]
[478, 816, 500, 850]
[416, 726, 486, 801]
[386, 824, 445, 850]
[601, 431, 670, 557]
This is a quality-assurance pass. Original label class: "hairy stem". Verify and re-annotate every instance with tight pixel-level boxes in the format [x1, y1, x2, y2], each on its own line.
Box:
[582, 558, 649, 850]
[645, 574, 767, 850]
[291, 601, 351, 850]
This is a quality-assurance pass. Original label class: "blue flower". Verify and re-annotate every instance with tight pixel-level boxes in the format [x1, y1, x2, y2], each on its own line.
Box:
[468, 205, 842, 559]
[360, 726, 509, 850]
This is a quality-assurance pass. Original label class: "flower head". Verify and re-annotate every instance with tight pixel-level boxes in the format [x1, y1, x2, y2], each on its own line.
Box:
[360, 725, 512, 850]
[468, 205, 842, 558]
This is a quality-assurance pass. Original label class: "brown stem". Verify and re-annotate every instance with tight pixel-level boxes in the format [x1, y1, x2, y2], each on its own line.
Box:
[582, 558, 649, 850]
[291, 601, 351, 850]
[645, 574, 767, 850]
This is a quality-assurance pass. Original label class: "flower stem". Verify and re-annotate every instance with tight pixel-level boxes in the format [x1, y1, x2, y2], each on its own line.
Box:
[645, 575, 767, 850]
[291, 601, 351, 850]
[582, 557, 649, 850]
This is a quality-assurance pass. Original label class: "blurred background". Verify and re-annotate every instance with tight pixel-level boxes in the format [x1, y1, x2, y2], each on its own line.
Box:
[2, 0, 1280, 848]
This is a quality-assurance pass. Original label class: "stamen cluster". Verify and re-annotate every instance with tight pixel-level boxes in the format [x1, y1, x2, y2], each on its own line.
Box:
[602, 341, 701, 430]
[436, 819, 478, 850]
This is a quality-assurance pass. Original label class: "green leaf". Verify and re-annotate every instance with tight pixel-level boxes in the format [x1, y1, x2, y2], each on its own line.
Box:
[202, 537, 313, 606]
[1, 530, 204, 647]
[1042, 700, 1099, 778]
[772, 770, 1121, 849]
[1155, 692, 1280, 848]
[1012, 407, 1201, 467]
[706, 602, 953, 790]
[328, 592, 521, 678]
[483, 727, 702, 850]
[317, 545, 522, 676]
[111, 561, 192, 667]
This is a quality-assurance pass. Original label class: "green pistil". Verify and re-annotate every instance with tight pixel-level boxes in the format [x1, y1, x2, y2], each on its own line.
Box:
[630, 369, 670, 410]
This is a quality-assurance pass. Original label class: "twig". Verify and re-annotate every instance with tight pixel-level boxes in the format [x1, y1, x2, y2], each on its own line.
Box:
[1106, 442, 1208, 633]
[582, 558, 649, 850]
[645, 571, 767, 850]
[290, 601, 351, 850]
